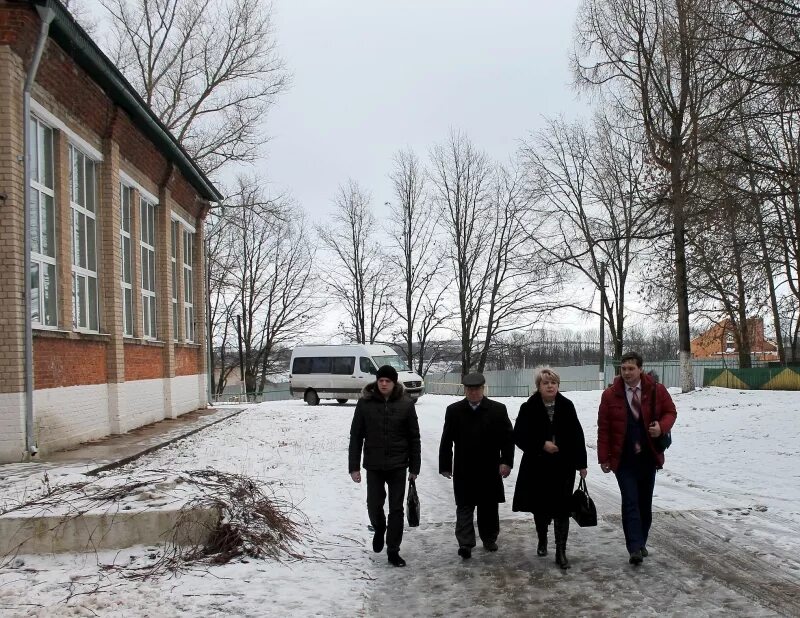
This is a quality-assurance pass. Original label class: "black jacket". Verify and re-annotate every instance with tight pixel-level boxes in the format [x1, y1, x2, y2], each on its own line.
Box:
[439, 397, 514, 506]
[348, 382, 421, 475]
[512, 392, 587, 517]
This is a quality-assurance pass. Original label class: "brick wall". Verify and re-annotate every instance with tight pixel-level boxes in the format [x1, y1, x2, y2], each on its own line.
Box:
[175, 345, 200, 376]
[124, 342, 165, 381]
[0, 3, 213, 460]
[33, 336, 108, 388]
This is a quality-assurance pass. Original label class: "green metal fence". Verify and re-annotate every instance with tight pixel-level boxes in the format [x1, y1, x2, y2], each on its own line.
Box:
[703, 367, 800, 390]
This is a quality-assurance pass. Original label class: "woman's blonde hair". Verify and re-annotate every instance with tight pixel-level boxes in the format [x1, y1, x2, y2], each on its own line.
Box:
[534, 366, 561, 390]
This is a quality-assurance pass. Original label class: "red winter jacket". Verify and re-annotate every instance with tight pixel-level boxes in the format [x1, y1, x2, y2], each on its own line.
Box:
[597, 372, 677, 471]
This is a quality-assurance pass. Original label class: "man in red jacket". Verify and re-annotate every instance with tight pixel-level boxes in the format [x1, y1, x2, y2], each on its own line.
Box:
[598, 351, 677, 565]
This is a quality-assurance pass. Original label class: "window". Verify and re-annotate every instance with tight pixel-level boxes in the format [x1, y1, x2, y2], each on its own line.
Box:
[171, 221, 179, 341]
[310, 357, 331, 373]
[183, 229, 195, 342]
[359, 357, 377, 374]
[292, 358, 312, 374]
[332, 356, 355, 375]
[140, 198, 157, 338]
[120, 184, 134, 336]
[70, 145, 99, 331]
[30, 117, 57, 327]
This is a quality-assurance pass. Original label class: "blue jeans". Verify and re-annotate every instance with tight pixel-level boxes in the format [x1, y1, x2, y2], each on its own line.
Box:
[615, 458, 656, 554]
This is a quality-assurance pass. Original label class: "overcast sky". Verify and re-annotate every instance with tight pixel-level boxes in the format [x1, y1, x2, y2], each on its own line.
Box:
[262, 0, 588, 218]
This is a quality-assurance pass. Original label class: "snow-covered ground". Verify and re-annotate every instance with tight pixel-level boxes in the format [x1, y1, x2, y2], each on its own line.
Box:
[0, 387, 799, 617]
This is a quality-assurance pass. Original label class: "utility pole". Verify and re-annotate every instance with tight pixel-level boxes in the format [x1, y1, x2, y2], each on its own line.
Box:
[599, 262, 607, 389]
[236, 314, 245, 400]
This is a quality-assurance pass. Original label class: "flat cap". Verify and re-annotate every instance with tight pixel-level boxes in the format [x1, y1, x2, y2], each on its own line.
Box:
[462, 372, 485, 387]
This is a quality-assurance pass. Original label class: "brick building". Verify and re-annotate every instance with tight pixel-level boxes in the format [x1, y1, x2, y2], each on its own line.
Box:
[690, 318, 779, 362]
[0, 0, 222, 462]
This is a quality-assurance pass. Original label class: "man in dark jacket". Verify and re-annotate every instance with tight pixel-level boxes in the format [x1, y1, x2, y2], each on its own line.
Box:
[598, 351, 677, 565]
[439, 372, 514, 559]
[349, 365, 421, 567]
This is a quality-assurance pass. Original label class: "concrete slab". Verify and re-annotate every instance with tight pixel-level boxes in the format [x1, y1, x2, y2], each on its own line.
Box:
[0, 406, 244, 554]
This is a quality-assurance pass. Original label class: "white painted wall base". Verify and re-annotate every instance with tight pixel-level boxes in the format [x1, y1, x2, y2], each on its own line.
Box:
[0, 374, 209, 461]
[121, 378, 165, 433]
[34, 383, 111, 455]
[0, 392, 26, 463]
[173, 375, 203, 417]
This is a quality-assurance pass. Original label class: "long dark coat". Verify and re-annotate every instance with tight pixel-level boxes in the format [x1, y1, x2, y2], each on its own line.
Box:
[349, 382, 421, 475]
[597, 372, 677, 472]
[439, 397, 515, 506]
[512, 392, 587, 519]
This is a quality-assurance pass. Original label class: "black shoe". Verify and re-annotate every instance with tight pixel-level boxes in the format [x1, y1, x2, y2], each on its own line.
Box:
[458, 547, 472, 559]
[372, 529, 385, 553]
[483, 541, 498, 552]
[555, 547, 570, 570]
[387, 551, 406, 567]
[640, 547, 649, 558]
[629, 550, 643, 565]
[537, 539, 548, 557]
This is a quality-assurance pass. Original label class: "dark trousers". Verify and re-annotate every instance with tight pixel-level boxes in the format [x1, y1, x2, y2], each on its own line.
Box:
[366, 468, 407, 552]
[455, 503, 499, 549]
[615, 457, 657, 554]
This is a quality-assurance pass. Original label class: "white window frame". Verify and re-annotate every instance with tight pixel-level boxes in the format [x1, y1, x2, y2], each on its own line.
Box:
[30, 115, 58, 329]
[183, 228, 195, 343]
[140, 198, 157, 339]
[120, 183, 134, 337]
[171, 220, 179, 342]
[69, 144, 100, 333]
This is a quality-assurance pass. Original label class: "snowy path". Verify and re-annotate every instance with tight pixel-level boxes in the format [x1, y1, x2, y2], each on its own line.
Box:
[1, 389, 799, 616]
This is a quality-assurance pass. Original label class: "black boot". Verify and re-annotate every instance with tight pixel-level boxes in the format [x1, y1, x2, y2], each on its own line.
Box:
[387, 550, 406, 567]
[534, 516, 549, 557]
[372, 528, 385, 553]
[536, 529, 548, 557]
[554, 518, 571, 570]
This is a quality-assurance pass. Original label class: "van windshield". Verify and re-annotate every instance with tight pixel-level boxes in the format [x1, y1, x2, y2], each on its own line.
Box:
[372, 355, 410, 372]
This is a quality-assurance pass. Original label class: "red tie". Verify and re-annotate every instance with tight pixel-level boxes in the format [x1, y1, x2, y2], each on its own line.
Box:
[631, 387, 642, 453]
[631, 386, 641, 420]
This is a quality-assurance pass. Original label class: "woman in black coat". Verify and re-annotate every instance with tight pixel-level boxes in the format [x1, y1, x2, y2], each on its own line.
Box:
[512, 367, 587, 569]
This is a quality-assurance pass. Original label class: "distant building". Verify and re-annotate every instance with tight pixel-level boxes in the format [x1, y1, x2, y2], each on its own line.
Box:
[690, 318, 779, 361]
[0, 0, 222, 462]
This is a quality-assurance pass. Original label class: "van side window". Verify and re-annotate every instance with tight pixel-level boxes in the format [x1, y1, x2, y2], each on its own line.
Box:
[310, 357, 332, 373]
[332, 356, 355, 375]
[292, 358, 312, 374]
[359, 357, 376, 374]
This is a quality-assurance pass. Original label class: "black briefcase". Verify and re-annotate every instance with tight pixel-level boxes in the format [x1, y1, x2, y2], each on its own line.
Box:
[406, 478, 420, 527]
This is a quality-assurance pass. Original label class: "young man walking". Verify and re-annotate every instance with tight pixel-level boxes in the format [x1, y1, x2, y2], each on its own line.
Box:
[349, 365, 421, 567]
[598, 351, 677, 565]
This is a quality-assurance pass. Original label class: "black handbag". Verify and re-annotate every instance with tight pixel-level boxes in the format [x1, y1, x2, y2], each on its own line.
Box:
[571, 477, 597, 527]
[406, 479, 420, 527]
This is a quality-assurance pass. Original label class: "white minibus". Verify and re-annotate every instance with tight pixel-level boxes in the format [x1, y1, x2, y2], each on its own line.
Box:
[289, 344, 425, 405]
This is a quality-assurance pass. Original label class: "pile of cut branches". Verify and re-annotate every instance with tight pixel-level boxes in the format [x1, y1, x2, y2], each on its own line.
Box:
[1, 468, 307, 577]
[135, 469, 307, 578]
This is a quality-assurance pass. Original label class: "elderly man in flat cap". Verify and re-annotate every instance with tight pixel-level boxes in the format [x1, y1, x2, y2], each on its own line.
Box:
[439, 372, 514, 559]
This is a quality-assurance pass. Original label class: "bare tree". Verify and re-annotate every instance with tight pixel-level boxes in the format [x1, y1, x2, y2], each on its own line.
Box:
[522, 113, 653, 362]
[63, 0, 99, 33]
[225, 178, 319, 396]
[573, 0, 748, 391]
[318, 180, 393, 344]
[429, 131, 494, 374]
[205, 208, 237, 395]
[430, 131, 559, 373]
[101, 0, 290, 175]
[386, 149, 450, 375]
